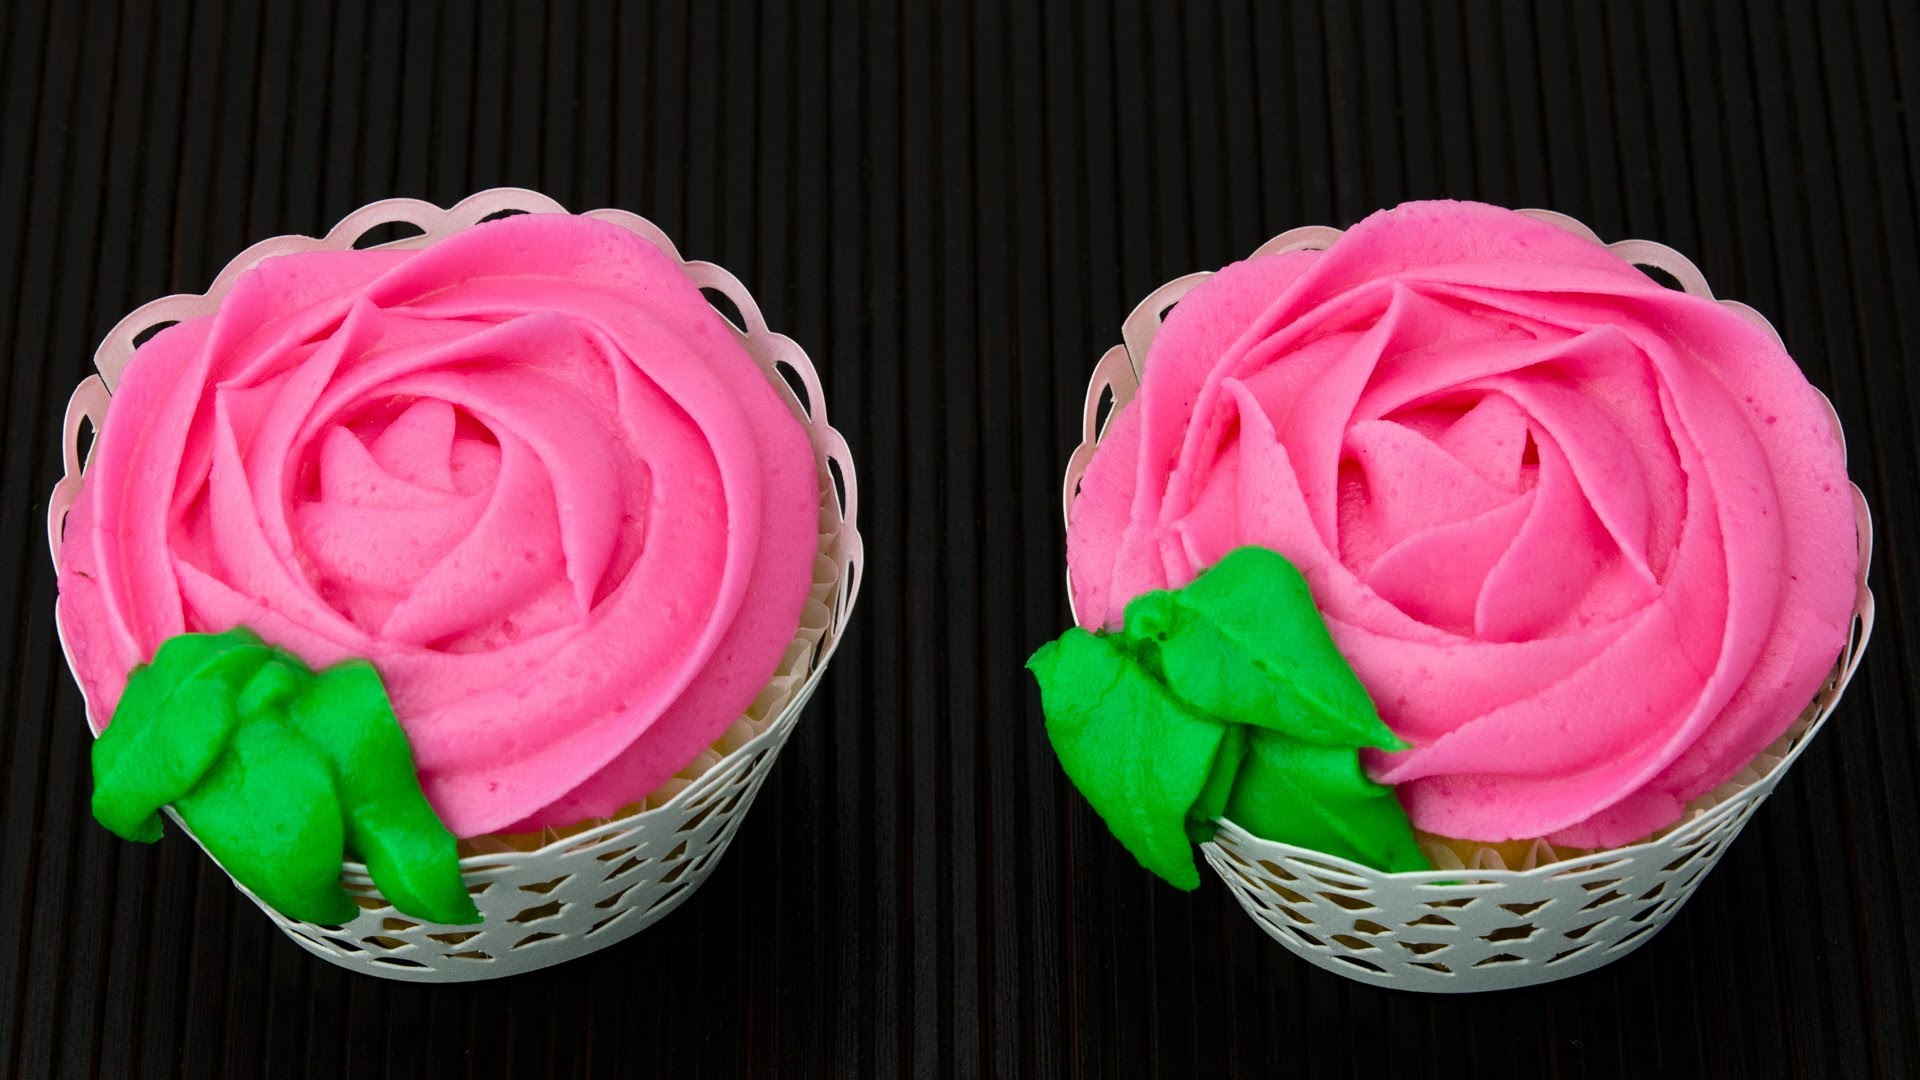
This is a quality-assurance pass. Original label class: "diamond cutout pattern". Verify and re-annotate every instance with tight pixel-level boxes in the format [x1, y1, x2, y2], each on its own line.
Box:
[1203, 683, 1847, 995]
[243, 711, 801, 982]
[1204, 678, 1848, 994]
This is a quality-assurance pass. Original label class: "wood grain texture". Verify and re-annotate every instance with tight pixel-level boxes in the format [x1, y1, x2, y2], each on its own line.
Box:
[1, 0, 1915, 1076]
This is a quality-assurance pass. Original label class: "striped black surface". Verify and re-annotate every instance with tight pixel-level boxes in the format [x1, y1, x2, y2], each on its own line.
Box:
[2, 0, 1916, 1076]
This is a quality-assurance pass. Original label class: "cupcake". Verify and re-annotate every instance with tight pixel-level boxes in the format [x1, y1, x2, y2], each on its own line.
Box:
[51, 190, 862, 979]
[1035, 201, 1871, 989]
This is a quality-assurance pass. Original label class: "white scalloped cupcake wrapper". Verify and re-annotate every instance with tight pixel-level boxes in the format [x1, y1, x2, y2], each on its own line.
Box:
[48, 189, 865, 983]
[1064, 209, 1875, 993]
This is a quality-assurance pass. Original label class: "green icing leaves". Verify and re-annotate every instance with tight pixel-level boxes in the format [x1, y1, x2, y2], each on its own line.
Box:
[289, 660, 478, 924]
[174, 712, 358, 925]
[1029, 547, 1429, 889]
[91, 634, 268, 844]
[1225, 733, 1431, 874]
[92, 629, 481, 926]
[1029, 630, 1234, 890]
[1123, 554, 1406, 752]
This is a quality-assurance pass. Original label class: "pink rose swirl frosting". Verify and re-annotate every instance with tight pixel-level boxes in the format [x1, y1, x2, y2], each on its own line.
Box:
[57, 213, 820, 838]
[1068, 201, 1858, 848]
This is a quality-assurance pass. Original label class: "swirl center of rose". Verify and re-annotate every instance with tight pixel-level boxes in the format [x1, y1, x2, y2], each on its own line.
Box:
[293, 393, 596, 650]
[1336, 376, 1660, 645]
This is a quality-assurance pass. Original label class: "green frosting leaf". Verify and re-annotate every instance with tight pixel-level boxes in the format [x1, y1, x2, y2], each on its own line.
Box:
[175, 715, 358, 926]
[1029, 546, 1430, 889]
[1029, 629, 1237, 890]
[1187, 723, 1247, 846]
[91, 629, 481, 925]
[1225, 731, 1430, 874]
[288, 660, 479, 925]
[1123, 546, 1405, 751]
[91, 630, 274, 843]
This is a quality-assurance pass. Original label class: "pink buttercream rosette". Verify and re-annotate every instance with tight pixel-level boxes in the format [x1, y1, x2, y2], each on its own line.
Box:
[1068, 200, 1861, 852]
[57, 203, 826, 841]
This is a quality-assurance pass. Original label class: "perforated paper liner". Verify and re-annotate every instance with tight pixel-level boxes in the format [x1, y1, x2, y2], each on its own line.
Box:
[1061, 210, 1875, 993]
[48, 189, 865, 983]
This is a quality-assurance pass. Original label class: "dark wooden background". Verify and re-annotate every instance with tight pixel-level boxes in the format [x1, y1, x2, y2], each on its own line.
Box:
[2, 0, 1916, 1076]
